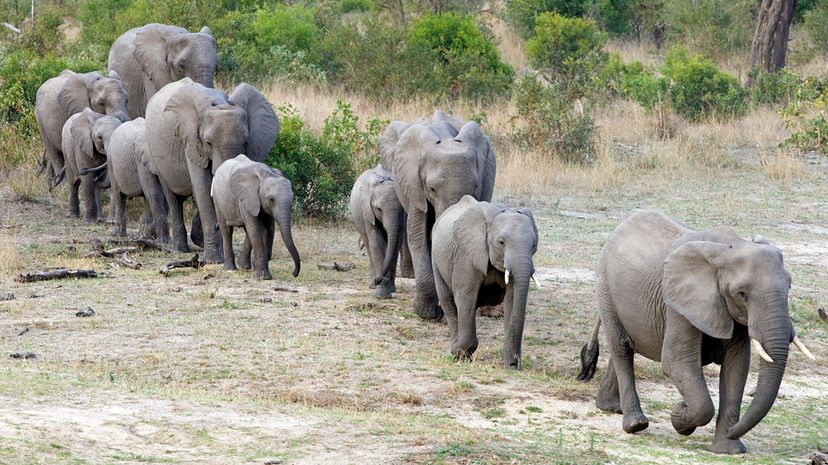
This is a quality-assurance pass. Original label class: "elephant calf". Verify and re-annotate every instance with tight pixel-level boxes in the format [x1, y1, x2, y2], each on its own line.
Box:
[349, 165, 404, 299]
[578, 209, 815, 454]
[211, 155, 300, 279]
[432, 196, 539, 368]
[61, 109, 122, 223]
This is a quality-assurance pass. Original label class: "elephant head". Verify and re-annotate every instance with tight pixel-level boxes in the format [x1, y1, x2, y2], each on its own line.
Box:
[91, 114, 123, 156]
[453, 196, 538, 367]
[163, 80, 279, 174]
[59, 71, 129, 122]
[367, 172, 404, 286]
[71, 109, 121, 186]
[662, 233, 812, 439]
[233, 160, 301, 277]
[134, 25, 218, 89]
[394, 119, 496, 218]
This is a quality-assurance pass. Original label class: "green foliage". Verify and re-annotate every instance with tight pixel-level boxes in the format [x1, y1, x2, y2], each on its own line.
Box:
[750, 69, 822, 107]
[512, 75, 596, 163]
[322, 100, 387, 171]
[251, 4, 322, 62]
[505, 0, 587, 39]
[526, 12, 607, 70]
[804, 1, 828, 54]
[782, 115, 828, 154]
[662, 0, 754, 59]
[340, 0, 375, 13]
[607, 58, 667, 109]
[20, 4, 64, 55]
[661, 48, 748, 121]
[590, 0, 638, 35]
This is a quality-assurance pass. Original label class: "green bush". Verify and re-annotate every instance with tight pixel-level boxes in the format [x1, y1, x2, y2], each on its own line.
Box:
[505, 0, 587, 39]
[662, 0, 754, 59]
[340, 0, 375, 13]
[804, 1, 828, 54]
[322, 100, 387, 171]
[251, 5, 322, 63]
[512, 75, 596, 163]
[525, 12, 607, 71]
[661, 48, 747, 121]
[750, 69, 812, 107]
[782, 114, 828, 154]
[590, 0, 637, 36]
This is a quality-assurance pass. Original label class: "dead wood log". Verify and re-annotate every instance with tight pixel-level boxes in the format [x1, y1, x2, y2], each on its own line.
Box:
[85, 246, 139, 258]
[317, 262, 356, 272]
[115, 253, 142, 270]
[160, 254, 202, 276]
[15, 268, 98, 283]
[810, 448, 828, 465]
[105, 237, 175, 253]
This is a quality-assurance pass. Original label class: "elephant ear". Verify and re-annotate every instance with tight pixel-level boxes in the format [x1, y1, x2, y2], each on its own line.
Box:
[163, 83, 209, 169]
[58, 72, 92, 115]
[70, 111, 95, 160]
[379, 121, 409, 170]
[431, 110, 465, 132]
[230, 164, 262, 217]
[453, 197, 500, 276]
[394, 124, 436, 213]
[134, 26, 172, 87]
[517, 207, 538, 253]
[456, 122, 496, 202]
[229, 83, 279, 161]
[662, 241, 734, 339]
[363, 182, 378, 227]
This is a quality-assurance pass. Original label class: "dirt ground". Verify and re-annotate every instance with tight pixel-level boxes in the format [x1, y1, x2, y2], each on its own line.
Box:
[0, 148, 826, 465]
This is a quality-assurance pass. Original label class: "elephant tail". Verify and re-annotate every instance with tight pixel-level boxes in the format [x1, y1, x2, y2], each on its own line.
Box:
[576, 317, 601, 381]
[49, 166, 66, 192]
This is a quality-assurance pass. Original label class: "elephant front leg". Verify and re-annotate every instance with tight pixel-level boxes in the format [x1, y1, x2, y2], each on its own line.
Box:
[245, 217, 271, 280]
[399, 216, 414, 278]
[238, 233, 252, 270]
[433, 270, 460, 357]
[662, 314, 715, 436]
[187, 162, 223, 263]
[407, 209, 441, 320]
[217, 214, 236, 272]
[164, 188, 189, 253]
[112, 191, 127, 236]
[451, 281, 480, 359]
[601, 304, 649, 433]
[138, 169, 170, 243]
[368, 227, 392, 299]
[81, 176, 100, 224]
[711, 326, 749, 454]
[67, 180, 80, 217]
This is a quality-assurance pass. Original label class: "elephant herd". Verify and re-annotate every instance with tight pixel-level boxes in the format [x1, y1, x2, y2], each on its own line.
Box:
[31, 23, 817, 456]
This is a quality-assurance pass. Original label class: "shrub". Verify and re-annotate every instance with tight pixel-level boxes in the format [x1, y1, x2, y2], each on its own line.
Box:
[251, 5, 322, 63]
[322, 100, 387, 171]
[340, 0, 375, 13]
[512, 75, 596, 163]
[590, 0, 637, 36]
[804, 1, 828, 54]
[20, 3, 64, 55]
[751, 69, 810, 107]
[662, 0, 754, 60]
[782, 114, 828, 154]
[661, 48, 748, 121]
[525, 12, 606, 70]
[505, 0, 587, 39]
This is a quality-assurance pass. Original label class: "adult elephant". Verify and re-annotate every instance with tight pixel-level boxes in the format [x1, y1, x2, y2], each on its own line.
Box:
[578, 209, 815, 454]
[35, 70, 129, 186]
[144, 78, 279, 262]
[108, 23, 218, 118]
[390, 111, 496, 320]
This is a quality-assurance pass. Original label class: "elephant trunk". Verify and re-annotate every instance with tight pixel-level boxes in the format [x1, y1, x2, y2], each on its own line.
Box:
[192, 65, 215, 89]
[376, 210, 403, 285]
[727, 297, 791, 439]
[275, 199, 301, 277]
[504, 256, 533, 369]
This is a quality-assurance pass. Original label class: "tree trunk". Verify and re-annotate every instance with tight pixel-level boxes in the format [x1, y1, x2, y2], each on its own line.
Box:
[749, 0, 797, 83]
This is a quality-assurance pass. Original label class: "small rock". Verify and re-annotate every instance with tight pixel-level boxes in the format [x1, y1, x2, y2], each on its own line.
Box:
[10, 352, 36, 360]
[75, 307, 96, 317]
[265, 459, 283, 465]
[0, 292, 14, 301]
[818, 307, 827, 323]
[259, 297, 274, 303]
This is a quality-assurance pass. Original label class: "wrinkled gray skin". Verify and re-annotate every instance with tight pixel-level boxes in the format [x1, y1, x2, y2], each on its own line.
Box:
[108, 23, 218, 118]
[104, 118, 170, 242]
[378, 120, 415, 279]
[432, 196, 538, 368]
[578, 209, 802, 454]
[144, 78, 280, 262]
[211, 155, 300, 280]
[35, 70, 129, 186]
[390, 111, 496, 320]
[349, 165, 405, 299]
[61, 109, 122, 223]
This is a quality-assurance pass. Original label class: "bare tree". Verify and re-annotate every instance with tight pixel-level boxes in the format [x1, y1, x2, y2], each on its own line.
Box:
[749, 0, 797, 79]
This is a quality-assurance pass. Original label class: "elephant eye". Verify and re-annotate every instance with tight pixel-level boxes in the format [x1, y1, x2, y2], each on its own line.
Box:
[498, 239, 505, 245]
[205, 140, 212, 147]
[737, 291, 748, 300]
[429, 186, 436, 193]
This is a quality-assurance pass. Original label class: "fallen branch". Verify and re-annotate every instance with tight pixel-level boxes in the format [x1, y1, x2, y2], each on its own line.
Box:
[160, 254, 202, 276]
[317, 262, 356, 272]
[115, 253, 142, 270]
[107, 238, 175, 253]
[85, 246, 138, 258]
[16, 268, 98, 283]
[810, 447, 828, 465]
[273, 286, 299, 293]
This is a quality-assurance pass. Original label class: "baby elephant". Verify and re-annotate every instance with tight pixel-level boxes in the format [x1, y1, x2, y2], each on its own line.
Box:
[211, 155, 301, 279]
[349, 165, 404, 299]
[432, 196, 539, 368]
[61, 108, 122, 223]
[578, 209, 815, 454]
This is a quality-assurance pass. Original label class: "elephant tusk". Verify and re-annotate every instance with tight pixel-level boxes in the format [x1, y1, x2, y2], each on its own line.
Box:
[531, 275, 542, 289]
[792, 335, 816, 360]
[752, 338, 774, 363]
[504, 269, 510, 285]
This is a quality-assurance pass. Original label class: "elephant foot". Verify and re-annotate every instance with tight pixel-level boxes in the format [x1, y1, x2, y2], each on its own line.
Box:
[671, 401, 712, 436]
[373, 287, 393, 299]
[399, 268, 414, 279]
[710, 437, 746, 455]
[255, 268, 273, 280]
[223, 262, 237, 271]
[414, 295, 443, 320]
[111, 228, 127, 237]
[82, 217, 97, 225]
[202, 250, 223, 264]
[595, 396, 622, 414]
[622, 411, 649, 434]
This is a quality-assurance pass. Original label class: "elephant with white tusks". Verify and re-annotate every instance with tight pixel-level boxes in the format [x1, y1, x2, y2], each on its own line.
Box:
[432, 196, 539, 368]
[35, 70, 129, 187]
[108, 23, 218, 118]
[389, 111, 496, 321]
[577, 209, 816, 454]
[350, 165, 405, 299]
[211, 154, 300, 280]
[61, 109, 122, 223]
[144, 78, 280, 262]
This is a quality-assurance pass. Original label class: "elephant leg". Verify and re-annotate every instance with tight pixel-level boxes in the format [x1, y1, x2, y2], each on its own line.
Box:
[662, 315, 715, 436]
[68, 180, 80, 217]
[407, 209, 442, 320]
[190, 211, 204, 248]
[451, 279, 480, 358]
[81, 176, 99, 224]
[601, 300, 649, 434]
[368, 227, 391, 299]
[106, 192, 116, 224]
[595, 359, 622, 414]
[138, 169, 170, 244]
[399, 216, 414, 278]
[388, 231, 398, 294]
[138, 201, 155, 239]
[711, 326, 749, 454]
[218, 216, 236, 272]
[239, 233, 252, 270]
[186, 162, 222, 263]
[245, 218, 271, 280]
[359, 230, 375, 289]
[264, 219, 275, 263]
[164, 188, 189, 253]
[112, 191, 127, 237]
[434, 270, 459, 357]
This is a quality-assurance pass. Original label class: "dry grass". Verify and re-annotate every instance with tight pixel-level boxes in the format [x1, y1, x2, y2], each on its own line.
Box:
[760, 151, 812, 182]
[0, 235, 20, 276]
[7, 161, 43, 203]
[483, 10, 529, 74]
[605, 39, 661, 68]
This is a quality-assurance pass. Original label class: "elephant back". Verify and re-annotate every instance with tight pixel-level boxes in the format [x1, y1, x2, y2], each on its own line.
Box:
[109, 118, 148, 197]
